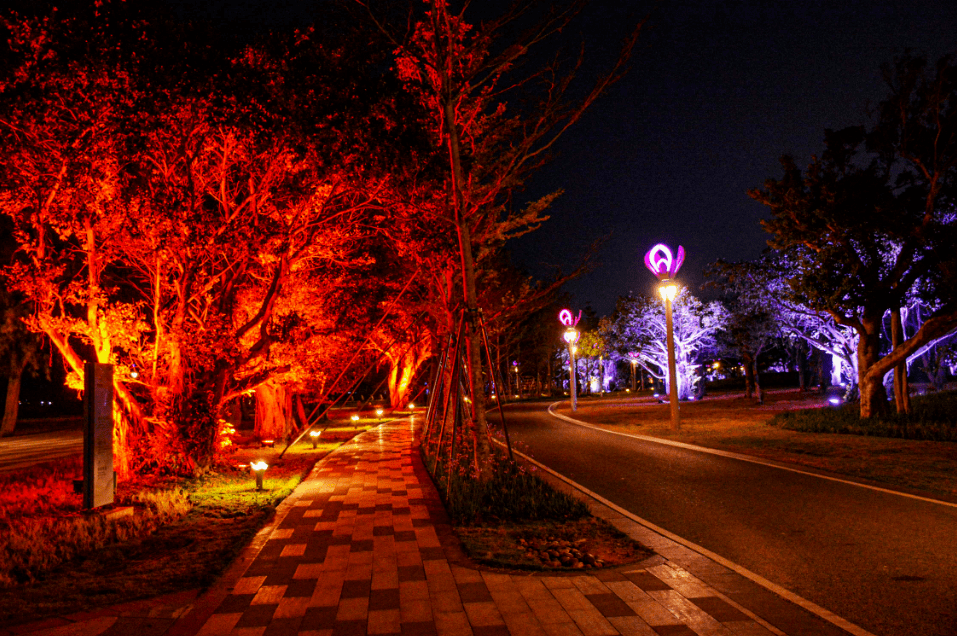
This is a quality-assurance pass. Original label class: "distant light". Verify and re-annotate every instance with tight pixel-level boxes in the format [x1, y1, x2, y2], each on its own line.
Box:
[261, 439, 275, 447]
[687, 396, 695, 401]
[130, 371, 139, 379]
[653, 392, 660, 398]
[251, 460, 268, 471]
[376, 408, 384, 417]
[309, 430, 321, 438]
[828, 397, 842, 406]
[408, 403, 415, 409]
[625, 389, 630, 393]
[351, 414, 360, 422]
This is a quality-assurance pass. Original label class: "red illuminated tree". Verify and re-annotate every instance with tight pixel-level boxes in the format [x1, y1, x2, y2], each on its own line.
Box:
[362, 0, 641, 467]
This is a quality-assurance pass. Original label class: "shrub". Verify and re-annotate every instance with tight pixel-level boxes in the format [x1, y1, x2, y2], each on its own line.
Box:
[423, 448, 589, 525]
[771, 390, 957, 441]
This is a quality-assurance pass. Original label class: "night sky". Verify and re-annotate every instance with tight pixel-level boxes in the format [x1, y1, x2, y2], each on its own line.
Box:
[509, 0, 957, 314]
[134, 1, 957, 314]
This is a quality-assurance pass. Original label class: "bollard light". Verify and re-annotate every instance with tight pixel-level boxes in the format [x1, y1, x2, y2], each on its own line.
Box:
[251, 460, 268, 491]
[376, 408, 384, 418]
[351, 414, 360, 424]
[309, 429, 321, 449]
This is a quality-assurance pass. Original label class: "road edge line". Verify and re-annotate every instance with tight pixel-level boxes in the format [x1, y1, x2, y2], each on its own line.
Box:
[509, 444, 876, 636]
[547, 402, 957, 509]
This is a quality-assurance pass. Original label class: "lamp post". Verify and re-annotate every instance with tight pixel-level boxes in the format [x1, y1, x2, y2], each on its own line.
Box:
[563, 327, 581, 411]
[559, 309, 582, 411]
[659, 281, 680, 430]
[644, 243, 685, 431]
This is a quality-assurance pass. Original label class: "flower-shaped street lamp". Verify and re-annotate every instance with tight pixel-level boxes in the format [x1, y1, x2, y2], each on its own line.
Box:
[644, 244, 683, 431]
[560, 309, 582, 411]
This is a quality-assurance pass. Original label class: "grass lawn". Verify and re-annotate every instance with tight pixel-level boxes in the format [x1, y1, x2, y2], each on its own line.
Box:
[552, 389, 957, 501]
[0, 420, 377, 626]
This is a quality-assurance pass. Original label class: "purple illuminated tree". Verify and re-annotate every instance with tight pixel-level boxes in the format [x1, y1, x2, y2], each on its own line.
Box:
[751, 53, 957, 417]
[610, 290, 727, 399]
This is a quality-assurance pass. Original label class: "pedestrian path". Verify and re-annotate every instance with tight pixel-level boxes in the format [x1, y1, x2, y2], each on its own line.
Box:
[8, 419, 860, 636]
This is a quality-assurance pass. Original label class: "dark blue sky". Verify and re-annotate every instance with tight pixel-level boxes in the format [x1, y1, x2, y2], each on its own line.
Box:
[158, 0, 957, 315]
[509, 1, 957, 314]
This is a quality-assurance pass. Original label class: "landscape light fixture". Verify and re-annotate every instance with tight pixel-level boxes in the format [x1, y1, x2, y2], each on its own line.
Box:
[644, 243, 685, 431]
[309, 429, 321, 449]
[251, 460, 268, 491]
[351, 414, 360, 423]
[376, 408, 384, 418]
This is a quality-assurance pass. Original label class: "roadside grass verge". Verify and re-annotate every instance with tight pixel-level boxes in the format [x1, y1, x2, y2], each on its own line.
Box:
[0, 421, 372, 625]
[423, 447, 654, 570]
[552, 390, 957, 501]
[772, 390, 957, 441]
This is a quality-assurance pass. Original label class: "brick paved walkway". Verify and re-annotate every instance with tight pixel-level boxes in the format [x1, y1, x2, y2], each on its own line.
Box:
[183, 420, 795, 636]
[9, 419, 861, 636]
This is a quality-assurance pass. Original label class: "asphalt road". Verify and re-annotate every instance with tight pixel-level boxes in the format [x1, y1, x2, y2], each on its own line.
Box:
[0, 429, 82, 471]
[502, 401, 957, 636]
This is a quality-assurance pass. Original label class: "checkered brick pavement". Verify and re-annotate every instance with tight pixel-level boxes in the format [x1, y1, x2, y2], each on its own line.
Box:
[186, 421, 789, 636]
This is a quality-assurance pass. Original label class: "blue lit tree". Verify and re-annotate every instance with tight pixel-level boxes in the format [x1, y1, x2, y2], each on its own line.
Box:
[751, 53, 957, 417]
[610, 290, 727, 400]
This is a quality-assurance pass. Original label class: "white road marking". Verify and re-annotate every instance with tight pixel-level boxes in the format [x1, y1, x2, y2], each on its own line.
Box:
[547, 402, 957, 509]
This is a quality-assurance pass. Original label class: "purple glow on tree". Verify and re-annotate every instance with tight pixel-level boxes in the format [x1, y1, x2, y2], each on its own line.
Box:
[644, 244, 685, 280]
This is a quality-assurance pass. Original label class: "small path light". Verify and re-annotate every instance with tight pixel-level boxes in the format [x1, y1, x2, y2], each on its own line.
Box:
[376, 408, 384, 418]
[351, 414, 360, 425]
[251, 460, 268, 491]
[309, 429, 321, 449]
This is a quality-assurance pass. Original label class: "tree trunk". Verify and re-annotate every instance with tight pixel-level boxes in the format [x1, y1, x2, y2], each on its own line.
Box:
[753, 360, 763, 405]
[890, 309, 911, 414]
[857, 315, 888, 418]
[442, 81, 489, 467]
[743, 353, 755, 399]
[388, 336, 432, 409]
[255, 382, 288, 440]
[1, 368, 23, 437]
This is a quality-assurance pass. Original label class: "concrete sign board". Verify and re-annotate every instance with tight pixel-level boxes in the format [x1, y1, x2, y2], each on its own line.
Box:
[84, 362, 115, 509]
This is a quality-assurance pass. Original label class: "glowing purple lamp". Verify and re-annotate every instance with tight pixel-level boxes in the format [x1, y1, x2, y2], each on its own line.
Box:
[644, 243, 685, 280]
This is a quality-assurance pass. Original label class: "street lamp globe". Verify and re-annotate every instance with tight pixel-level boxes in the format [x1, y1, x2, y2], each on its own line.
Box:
[563, 327, 580, 346]
[658, 283, 678, 302]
